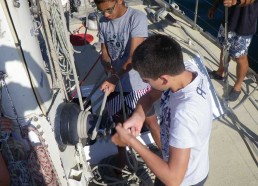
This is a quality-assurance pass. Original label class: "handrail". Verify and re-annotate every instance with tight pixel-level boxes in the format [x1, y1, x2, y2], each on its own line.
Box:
[193, 0, 199, 29]
[153, 0, 258, 109]
[172, 0, 258, 68]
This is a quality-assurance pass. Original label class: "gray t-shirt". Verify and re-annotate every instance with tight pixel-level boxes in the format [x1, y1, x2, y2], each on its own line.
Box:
[99, 7, 149, 92]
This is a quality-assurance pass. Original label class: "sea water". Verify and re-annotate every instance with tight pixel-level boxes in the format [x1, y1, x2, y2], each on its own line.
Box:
[170, 0, 258, 73]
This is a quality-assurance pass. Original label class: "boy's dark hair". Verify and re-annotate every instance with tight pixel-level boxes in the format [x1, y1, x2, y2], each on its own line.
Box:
[94, 0, 116, 4]
[132, 34, 184, 79]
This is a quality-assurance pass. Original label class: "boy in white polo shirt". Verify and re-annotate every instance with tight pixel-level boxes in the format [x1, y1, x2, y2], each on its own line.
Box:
[112, 34, 212, 186]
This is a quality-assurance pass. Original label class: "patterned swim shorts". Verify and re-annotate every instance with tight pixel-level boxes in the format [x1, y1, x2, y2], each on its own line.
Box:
[106, 86, 151, 120]
[217, 24, 253, 58]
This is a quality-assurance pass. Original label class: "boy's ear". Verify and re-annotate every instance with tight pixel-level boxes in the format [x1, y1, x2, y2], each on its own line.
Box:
[159, 75, 168, 85]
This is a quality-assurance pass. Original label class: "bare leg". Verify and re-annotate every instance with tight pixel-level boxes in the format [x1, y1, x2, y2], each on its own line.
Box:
[216, 48, 225, 76]
[145, 115, 161, 149]
[234, 55, 249, 92]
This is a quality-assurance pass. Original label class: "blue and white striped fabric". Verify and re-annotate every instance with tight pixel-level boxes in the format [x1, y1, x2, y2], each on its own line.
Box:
[106, 86, 151, 117]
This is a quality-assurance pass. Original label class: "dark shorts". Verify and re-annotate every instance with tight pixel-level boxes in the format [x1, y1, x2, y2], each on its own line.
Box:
[217, 25, 253, 59]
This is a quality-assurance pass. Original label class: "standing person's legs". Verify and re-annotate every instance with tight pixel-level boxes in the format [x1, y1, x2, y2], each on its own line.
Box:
[217, 49, 225, 76]
[209, 24, 252, 101]
[209, 48, 227, 79]
[226, 34, 252, 101]
[209, 25, 228, 80]
[234, 55, 249, 92]
[215, 25, 226, 77]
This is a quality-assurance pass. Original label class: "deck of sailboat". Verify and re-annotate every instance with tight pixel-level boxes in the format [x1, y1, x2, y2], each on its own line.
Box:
[69, 1, 258, 185]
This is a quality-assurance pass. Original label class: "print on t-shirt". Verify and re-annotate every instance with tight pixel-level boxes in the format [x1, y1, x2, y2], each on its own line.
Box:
[106, 32, 125, 61]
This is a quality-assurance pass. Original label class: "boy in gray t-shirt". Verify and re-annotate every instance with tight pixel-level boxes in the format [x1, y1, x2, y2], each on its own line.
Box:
[94, 0, 161, 169]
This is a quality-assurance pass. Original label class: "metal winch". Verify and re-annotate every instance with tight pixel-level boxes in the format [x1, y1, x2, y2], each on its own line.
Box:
[54, 91, 110, 150]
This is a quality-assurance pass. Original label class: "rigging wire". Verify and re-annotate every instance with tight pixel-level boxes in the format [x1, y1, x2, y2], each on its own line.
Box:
[167, 0, 258, 110]
[173, 0, 258, 66]
[150, 1, 257, 114]
[70, 54, 102, 100]
[167, 1, 258, 155]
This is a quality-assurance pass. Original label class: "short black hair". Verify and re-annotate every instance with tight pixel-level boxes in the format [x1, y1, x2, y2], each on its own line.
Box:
[94, 0, 116, 4]
[132, 34, 184, 79]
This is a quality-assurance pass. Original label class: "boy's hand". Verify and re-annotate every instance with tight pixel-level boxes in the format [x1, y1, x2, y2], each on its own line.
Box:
[223, 0, 237, 7]
[101, 61, 113, 74]
[100, 75, 119, 95]
[208, 6, 217, 19]
[123, 113, 144, 137]
[111, 124, 134, 147]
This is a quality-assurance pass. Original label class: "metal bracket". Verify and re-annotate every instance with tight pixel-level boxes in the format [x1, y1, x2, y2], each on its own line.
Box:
[13, 0, 20, 8]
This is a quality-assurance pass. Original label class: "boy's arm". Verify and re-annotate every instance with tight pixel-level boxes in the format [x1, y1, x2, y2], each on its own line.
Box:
[131, 139, 190, 186]
[123, 89, 161, 135]
[208, 0, 223, 19]
[99, 37, 144, 93]
[101, 43, 112, 72]
[115, 37, 145, 78]
[112, 124, 190, 185]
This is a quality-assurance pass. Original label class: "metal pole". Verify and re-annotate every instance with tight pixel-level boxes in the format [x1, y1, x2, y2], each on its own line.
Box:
[223, 7, 230, 107]
[194, 0, 199, 29]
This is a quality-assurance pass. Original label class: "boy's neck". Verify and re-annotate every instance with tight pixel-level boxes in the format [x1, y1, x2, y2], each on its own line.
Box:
[116, 4, 127, 18]
[170, 71, 195, 92]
